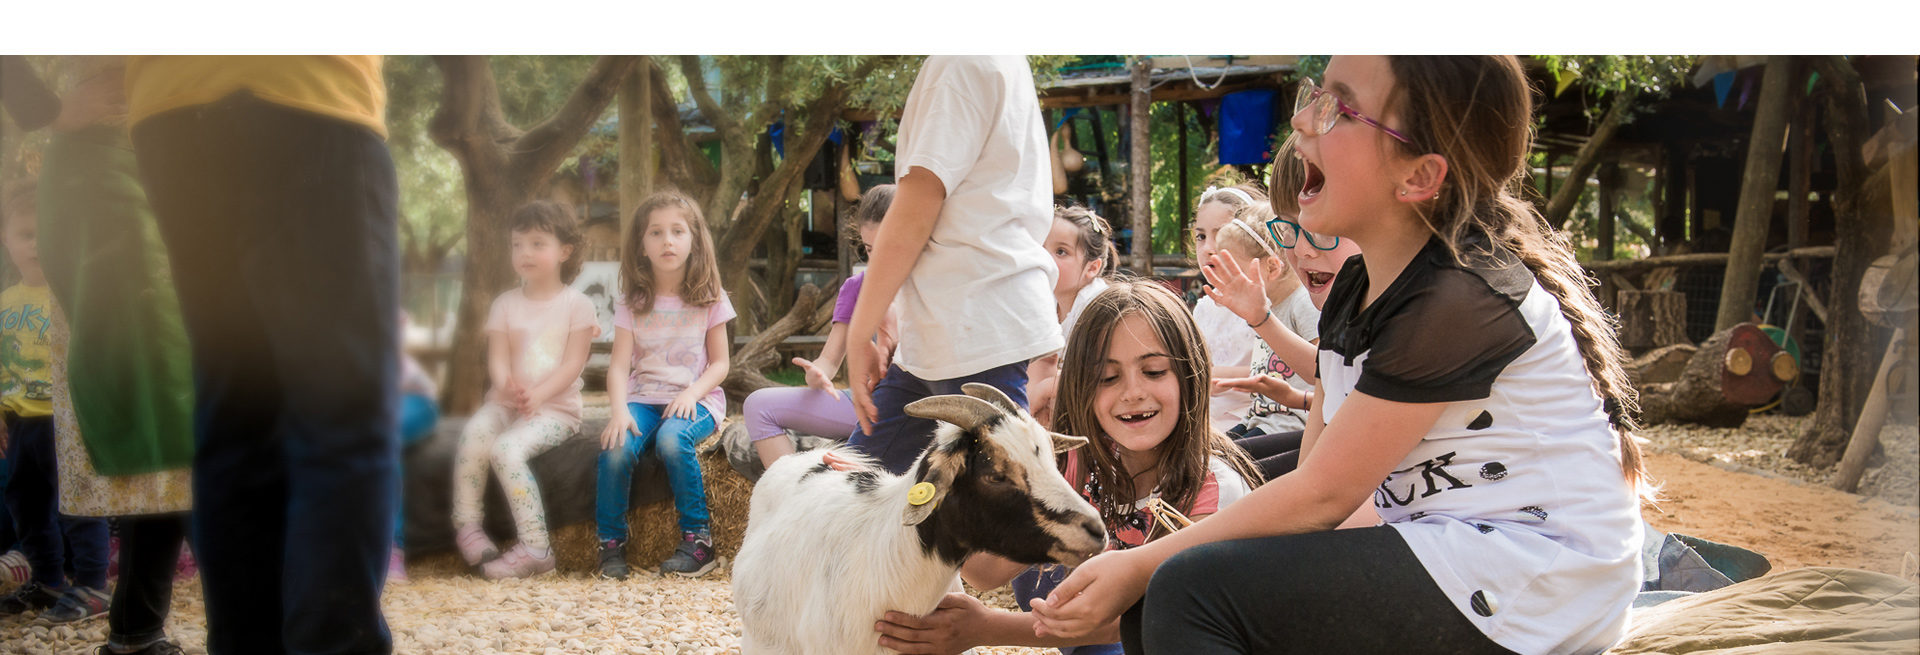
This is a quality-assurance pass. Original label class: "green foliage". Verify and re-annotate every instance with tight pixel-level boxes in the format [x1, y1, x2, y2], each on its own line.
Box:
[1536, 55, 1698, 120]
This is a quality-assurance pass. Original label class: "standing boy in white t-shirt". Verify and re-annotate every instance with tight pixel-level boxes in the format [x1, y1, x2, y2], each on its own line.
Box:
[844, 56, 1063, 474]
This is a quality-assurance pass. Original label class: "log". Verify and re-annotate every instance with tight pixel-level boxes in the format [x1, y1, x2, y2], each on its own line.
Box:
[721, 283, 828, 403]
[1617, 290, 1689, 351]
[1626, 342, 1696, 386]
[1830, 320, 1913, 492]
[1579, 246, 1835, 277]
[1636, 323, 1794, 428]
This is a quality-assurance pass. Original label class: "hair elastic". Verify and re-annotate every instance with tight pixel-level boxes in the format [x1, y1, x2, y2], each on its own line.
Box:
[1218, 217, 1278, 259]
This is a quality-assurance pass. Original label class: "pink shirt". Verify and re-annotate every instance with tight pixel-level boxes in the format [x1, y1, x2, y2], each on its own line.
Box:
[615, 293, 737, 419]
[485, 286, 599, 427]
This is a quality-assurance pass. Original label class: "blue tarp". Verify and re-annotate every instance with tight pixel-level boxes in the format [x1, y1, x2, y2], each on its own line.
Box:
[1218, 89, 1278, 166]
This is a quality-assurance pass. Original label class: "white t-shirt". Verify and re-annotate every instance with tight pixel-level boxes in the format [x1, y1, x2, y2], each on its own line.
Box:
[1242, 287, 1320, 433]
[1059, 276, 1110, 345]
[891, 55, 1062, 380]
[1191, 296, 1257, 431]
[1316, 234, 1641, 655]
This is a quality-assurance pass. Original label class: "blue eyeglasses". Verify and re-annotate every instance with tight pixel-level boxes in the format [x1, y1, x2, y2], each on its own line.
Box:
[1265, 216, 1341, 251]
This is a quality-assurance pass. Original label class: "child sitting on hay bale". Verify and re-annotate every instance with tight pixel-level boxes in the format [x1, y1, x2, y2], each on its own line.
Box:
[451, 201, 598, 579]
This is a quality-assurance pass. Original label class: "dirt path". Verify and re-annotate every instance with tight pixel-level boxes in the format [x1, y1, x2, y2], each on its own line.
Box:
[1641, 452, 1919, 576]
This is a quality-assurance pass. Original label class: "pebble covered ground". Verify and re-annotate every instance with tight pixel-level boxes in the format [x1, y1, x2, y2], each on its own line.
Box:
[5, 414, 1913, 654]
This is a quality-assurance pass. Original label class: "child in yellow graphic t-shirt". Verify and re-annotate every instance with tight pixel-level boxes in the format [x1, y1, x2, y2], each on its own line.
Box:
[0, 178, 111, 622]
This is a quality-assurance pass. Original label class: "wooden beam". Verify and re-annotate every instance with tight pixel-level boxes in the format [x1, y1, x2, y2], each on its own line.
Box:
[1129, 57, 1153, 274]
[1579, 246, 1834, 276]
[617, 57, 654, 235]
[1042, 80, 1272, 110]
[1177, 100, 1190, 257]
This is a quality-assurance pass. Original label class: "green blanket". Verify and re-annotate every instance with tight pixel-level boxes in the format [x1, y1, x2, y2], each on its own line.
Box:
[36, 125, 194, 475]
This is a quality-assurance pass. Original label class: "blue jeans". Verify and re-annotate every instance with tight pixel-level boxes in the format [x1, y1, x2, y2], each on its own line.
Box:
[1014, 565, 1125, 655]
[596, 402, 716, 539]
[136, 91, 398, 654]
[846, 362, 1030, 475]
[391, 393, 438, 549]
[1, 415, 111, 590]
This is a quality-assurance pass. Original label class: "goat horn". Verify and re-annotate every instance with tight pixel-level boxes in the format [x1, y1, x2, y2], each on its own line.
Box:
[904, 394, 1001, 432]
[959, 383, 1021, 416]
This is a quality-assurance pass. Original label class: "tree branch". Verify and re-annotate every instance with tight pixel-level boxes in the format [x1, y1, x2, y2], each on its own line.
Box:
[679, 55, 739, 138]
[508, 55, 639, 183]
[650, 59, 718, 198]
[429, 56, 517, 186]
[1546, 87, 1640, 229]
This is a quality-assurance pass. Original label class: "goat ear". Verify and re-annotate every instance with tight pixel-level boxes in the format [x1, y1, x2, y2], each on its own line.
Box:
[903, 438, 968, 526]
[905, 394, 1000, 432]
[1048, 431, 1090, 454]
[959, 383, 1022, 416]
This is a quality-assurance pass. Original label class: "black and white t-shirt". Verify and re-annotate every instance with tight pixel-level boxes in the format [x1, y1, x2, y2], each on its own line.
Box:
[1317, 232, 1642, 655]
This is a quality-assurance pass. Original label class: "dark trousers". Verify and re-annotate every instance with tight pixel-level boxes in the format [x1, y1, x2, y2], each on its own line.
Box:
[846, 362, 1030, 475]
[109, 513, 188, 648]
[0, 453, 16, 550]
[1122, 527, 1512, 655]
[134, 91, 399, 654]
[1228, 428, 1303, 480]
[1, 414, 110, 590]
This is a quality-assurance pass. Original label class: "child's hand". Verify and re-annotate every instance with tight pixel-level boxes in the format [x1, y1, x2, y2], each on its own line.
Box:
[1212, 375, 1311, 410]
[874, 591, 991, 654]
[1031, 549, 1152, 639]
[792, 356, 842, 400]
[600, 411, 638, 451]
[1200, 250, 1272, 324]
[665, 391, 702, 421]
[820, 450, 873, 472]
[848, 337, 888, 432]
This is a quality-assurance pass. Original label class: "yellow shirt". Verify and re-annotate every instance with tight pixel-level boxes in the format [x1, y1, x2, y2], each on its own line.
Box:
[126, 55, 386, 139]
[1, 284, 55, 417]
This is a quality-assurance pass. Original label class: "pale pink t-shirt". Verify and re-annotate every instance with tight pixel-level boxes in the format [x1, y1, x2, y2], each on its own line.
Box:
[615, 292, 737, 419]
[484, 286, 599, 427]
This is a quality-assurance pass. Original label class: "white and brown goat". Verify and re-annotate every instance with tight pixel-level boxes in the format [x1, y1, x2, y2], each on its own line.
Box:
[732, 383, 1107, 655]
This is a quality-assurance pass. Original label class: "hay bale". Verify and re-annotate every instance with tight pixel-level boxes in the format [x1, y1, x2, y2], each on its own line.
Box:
[403, 416, 759, 576]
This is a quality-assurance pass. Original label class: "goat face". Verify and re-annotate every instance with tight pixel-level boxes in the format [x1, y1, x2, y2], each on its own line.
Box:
[903, 384, 1107, 568]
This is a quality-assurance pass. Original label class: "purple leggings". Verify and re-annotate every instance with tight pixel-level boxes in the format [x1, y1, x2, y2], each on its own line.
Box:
[741, 386, 859, 442]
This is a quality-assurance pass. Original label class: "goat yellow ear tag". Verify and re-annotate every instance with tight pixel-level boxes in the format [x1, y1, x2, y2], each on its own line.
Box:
[907, 482, 937, 506]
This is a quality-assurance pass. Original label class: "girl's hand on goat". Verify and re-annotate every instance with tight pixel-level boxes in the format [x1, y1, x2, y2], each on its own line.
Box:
[600, 411, 638, 451]
[1200, 250, 1272, 325]
[665, 391, 702, 421]
[1030, 549, 1151, 639]
[874, 592, 988, 654]
[793, 356, 842, 400]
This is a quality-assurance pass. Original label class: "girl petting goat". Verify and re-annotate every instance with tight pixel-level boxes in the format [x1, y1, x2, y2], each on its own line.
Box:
[733, 384, 1107, 655]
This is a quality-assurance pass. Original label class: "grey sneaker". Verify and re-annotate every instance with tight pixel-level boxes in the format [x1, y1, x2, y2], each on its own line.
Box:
[659, 531, 719, 577]
[598, 539, 629, 580]
[38, 586, 109, 624]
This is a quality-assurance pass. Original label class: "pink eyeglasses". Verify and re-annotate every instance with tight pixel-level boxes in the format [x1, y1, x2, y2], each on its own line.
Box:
[1293, 78, 1414, 145]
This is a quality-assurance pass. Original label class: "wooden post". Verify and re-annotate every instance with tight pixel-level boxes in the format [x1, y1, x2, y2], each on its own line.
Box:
[618, 57, 654, 238]
[1830, 317, 1914, 492]
[1715, 56, 1797, 332]
[1177, 101, 1189, 257]
[1597, 161, 1619, 260]
[1659, 144, 1688, 252]
[1129, 56, 1153, 274]
[1786, 100, 1813, 251]
[1089, 107, 1112, 201]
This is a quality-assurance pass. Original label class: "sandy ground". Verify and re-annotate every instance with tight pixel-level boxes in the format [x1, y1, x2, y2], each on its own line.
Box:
[6, 426, 1916, 654]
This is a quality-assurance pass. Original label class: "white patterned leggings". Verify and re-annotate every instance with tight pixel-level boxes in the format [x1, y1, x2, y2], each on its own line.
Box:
[450, 403, 574, 553]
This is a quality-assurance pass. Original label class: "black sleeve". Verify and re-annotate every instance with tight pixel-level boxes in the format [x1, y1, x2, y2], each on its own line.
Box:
[1354, 268, 1536, 403]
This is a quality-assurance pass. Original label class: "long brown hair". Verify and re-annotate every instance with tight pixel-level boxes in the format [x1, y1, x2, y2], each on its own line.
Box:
[1383, 55, 1649, 494]
[1054, 280, 1263, 532]
[621, 190, 724, 313]
[510, 200, 585, 283]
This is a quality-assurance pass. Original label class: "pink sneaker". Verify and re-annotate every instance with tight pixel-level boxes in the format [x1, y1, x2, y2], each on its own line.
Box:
[387, 547, 409, 584]
[1, 550, 29, 585]
[456, 524, 499, 566]
[480, 545, 555, 580]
